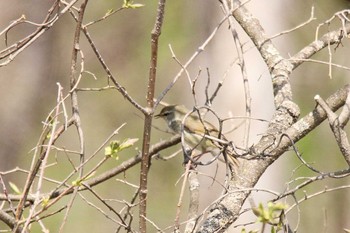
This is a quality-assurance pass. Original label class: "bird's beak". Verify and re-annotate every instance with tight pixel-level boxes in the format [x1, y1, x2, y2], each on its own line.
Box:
[154, 113, 161, 119]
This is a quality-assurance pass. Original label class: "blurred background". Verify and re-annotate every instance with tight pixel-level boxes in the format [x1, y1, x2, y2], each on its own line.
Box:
[0, 0, 350, 232]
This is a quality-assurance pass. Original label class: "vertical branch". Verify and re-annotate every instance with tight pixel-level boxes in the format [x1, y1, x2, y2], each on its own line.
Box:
[70, 1, 88, 176]
[60, 1, 89, 232]
[184, 170, 200, 233]
[230, 0, 294, 106]
[139, 0, 166, 232]
[222, 0, 251, 148]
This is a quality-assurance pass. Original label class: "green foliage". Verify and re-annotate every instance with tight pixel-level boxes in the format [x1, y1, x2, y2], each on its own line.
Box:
[104, 138, 139, 159]
[41, 196, 50, 208]
[72, 171, 96, 187]
[241, 228, 258, 233]
[122, 0, 144, 9]
[45, 115, 57, 139]
[251, 202, 288, 233]
[9, 181, 21, 194]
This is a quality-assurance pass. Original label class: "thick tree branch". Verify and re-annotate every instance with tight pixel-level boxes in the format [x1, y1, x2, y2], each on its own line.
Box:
[230, 0, 294, 106]
[197, 83, 349, 232]
[290, 24, 350, 70]
[195, 1, 298, 232]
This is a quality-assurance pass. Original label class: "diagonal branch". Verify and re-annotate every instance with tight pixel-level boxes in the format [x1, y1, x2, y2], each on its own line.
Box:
[0, 135, 181, 204]
[290, 23, 350, 70]
[0, 210, 28, 233]
[196, 85, 348, 232]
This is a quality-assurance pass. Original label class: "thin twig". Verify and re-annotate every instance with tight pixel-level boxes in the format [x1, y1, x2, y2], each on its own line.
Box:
[221, 0, 251, 149]
[0, 0, 80, 66]
[58, 2, 89, 231]
[290, 23, 350, 70]
[20, 75, 63, 232]
[269, 6, 316, 40]
[60, 0, 146, 114]
[174, 161, 193, 230]
[154, 14, 230, 109]
[168, 44, 192, 88]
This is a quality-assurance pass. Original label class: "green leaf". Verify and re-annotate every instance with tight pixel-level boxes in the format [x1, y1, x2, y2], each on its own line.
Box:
[255, 202, 288, 225]
[9, 182, 21, 194]
[105, 138, 139, 159]
[119, 138, 139, 150]
[241, 229, 258, 233]
[271, 226, 276, 233]
[106, 8, 114, 15]
[72, 171, 96, 186]
[72, 179, 81, 187]
[122, 0, 144, 9]
[41, 196, 50, 207]
[270, 202, 288, 211]
[105, 141, 120, 159]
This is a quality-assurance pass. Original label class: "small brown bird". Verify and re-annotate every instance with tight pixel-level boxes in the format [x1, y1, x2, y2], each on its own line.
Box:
[155, 105, 238, 167]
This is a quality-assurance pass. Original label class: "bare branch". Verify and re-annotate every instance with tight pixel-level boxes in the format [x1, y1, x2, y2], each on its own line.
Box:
[139, 0, 166, 232]
[315, 91, 350, 166]
[0, 210, 28, 233]
[268, 6, 316, 40]
[154, 14, 229, 109]
[184, 170, 200, 233]
[229, 0, 294, 106]
[290, 23, 350, 70]
[221, 0, 251, 149]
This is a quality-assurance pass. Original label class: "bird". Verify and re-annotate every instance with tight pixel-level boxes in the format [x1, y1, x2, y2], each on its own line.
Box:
[155, 105, 238, 168]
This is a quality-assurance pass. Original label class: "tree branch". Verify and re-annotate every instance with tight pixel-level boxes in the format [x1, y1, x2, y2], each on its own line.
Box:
[139, 0, 166, 232]
[290, 24, 350, 70]
[196, 83, 349, 232]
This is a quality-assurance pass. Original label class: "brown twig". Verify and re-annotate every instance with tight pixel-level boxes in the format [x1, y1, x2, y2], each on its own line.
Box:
[0, 210, 28, 233]
[154, 14, 229, 109]
[0, 0, 80, 66]
[60, 0, 145, 114]
[0, 175, 16, 215]
[80, 27, 145, 113]
[60, 2, 88, 231]
[139, 1, 166, 232]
